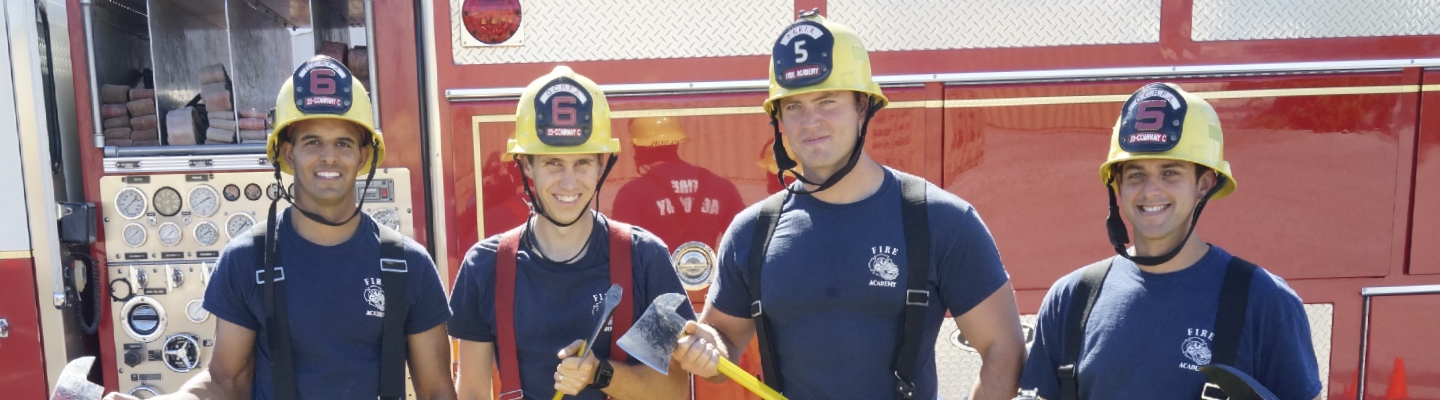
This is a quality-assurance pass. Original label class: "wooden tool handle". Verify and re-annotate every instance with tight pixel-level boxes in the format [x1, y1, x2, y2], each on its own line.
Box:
[717, 358, 787, 400]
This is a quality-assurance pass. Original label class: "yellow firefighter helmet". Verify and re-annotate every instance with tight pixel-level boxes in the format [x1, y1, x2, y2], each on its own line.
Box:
[507, 66, 620, 156]
[267, 55, 385, 176]
[629, 116, 688, 147]
[1099, 82, 1237, 199]
[763, 13, 888, 115]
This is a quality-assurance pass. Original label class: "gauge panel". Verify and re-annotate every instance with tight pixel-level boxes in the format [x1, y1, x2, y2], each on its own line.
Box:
[157, 222, 183, 246]
[193, 221, 219, 247]
[153, 187, 183, 217]
[115, 187, 148, 220]
[244, 183, 262, 201]
[123, 223, 148, 247]
[223, 184, 241, 202]
[226, 213, 256, 240]
[188, 185, 220, 217]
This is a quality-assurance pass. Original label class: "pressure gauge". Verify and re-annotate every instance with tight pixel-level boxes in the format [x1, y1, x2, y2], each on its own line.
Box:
[223, 184, 241, 202]
[193, 221, 219, 246]
[122, 223, 147, 247]
[244, 183, 262, 201]
[266, 183, 280, 200]
[114, 187, 148, 220]
[157, 222, 183, 246]
[226, 213, 256, 240]
[185, 299, 209, 323]
[152, 187, 183, 217]
[371, 209, 401, 231]
[189, 184, 220, 217]
[128, 386, 159, 399]
[162, 333, 202, 373]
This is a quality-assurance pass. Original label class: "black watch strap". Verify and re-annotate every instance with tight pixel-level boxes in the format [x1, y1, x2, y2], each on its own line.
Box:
[589, 358, 614, 390]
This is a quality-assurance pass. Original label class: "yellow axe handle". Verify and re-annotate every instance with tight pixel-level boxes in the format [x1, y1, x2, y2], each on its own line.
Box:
[717, 357, 788, 400]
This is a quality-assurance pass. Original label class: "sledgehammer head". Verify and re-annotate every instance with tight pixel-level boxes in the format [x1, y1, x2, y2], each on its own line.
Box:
[616, 292, 689, 375]
[50, 356, 102, 400]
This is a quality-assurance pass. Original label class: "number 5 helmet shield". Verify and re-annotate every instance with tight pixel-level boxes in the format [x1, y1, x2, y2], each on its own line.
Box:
[1100, 83, 1237, 266]
[763, 12, 888, 194]
[267, 55, 385, 176]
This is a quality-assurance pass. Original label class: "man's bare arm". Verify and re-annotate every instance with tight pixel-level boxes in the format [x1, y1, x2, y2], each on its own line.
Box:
[954, 282, 1026, 400]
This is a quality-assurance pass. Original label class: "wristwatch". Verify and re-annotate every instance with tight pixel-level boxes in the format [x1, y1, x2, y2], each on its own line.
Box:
[589, 358, 614, 390]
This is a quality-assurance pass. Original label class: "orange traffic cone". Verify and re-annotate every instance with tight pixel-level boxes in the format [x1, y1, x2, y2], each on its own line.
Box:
[1384, 357, 1408, 399]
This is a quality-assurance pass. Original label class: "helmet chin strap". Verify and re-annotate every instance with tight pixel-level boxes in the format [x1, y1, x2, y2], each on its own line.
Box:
[1105, 173, 1228, 266]
[769, 96, 882, 195]
[517, 153, 620, 228]
[282, 145, 379, 228]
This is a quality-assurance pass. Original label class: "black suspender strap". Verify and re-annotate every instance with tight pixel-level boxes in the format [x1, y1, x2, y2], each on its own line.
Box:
[377, 226, 410, 400]
[748, 190, 788, 392]
[892, 173, 930, 400]
[256, 202, 298, 400]
[1058, 257, 1114, 400]
[1211, 256, 1256, 367]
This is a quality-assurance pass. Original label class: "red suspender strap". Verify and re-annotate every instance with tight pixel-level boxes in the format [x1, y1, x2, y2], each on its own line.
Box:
[495, 227, 524, 400]
[606, 220, 634, 361]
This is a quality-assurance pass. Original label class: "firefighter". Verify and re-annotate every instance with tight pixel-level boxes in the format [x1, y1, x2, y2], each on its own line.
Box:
[104, 55, 455, 400]
[1015, 83, 1321, 399]
[448, 66, 694, 400]
[671, 12, 1026, 399]
[611, 116, 743, 250]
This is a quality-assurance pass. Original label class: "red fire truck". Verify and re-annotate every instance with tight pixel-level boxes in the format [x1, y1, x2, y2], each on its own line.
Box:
[1, 0, 1438, 399]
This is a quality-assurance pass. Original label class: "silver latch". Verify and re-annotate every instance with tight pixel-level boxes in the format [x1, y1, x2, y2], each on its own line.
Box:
[1, 318, 9, 338]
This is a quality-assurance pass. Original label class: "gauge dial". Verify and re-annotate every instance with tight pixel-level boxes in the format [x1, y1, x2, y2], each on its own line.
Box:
[371, 209, 400, 231]
[223, 184, 241, 202]
[244, 183, 262, 201]
[157, 222, 182, 246]
[114, 187, 148, 220]
[152, 187, 182, 217]
[186, 299, 209, 323]
[226, 213, 256, 240]
[266, 183, 280, 200]
[122, 223, 147, 247]
[193, 221, 219, 246]
[189, 185, 220, 217]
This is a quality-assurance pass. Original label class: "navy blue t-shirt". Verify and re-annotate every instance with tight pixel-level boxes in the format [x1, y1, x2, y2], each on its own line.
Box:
[204, 208, 451, 400]
[1019, 245, 1322, 400]
[448, 213, 697, 400]
[710, 167, 1010, 399]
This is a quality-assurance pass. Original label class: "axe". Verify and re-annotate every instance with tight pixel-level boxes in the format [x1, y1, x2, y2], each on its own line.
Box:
[553, 283, 623, 400]
[616, 293, 787, 400]
[50, 356, 103, 400]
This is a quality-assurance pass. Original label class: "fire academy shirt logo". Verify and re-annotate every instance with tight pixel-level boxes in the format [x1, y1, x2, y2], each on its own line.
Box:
[364, 277, 385, 317]
[1180, 327, 1214, 371]
[868, 245, 900, 287]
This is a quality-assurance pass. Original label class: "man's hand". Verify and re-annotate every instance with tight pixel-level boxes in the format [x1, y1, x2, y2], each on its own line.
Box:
[672, 321, 723, 380]
[554, 339, 601, 396]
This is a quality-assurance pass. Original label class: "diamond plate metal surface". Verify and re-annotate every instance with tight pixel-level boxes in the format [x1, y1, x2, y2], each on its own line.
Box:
[1193, 0, 1440, 41]
[830, 0, 1160, 51]
[937, 305, 1332, 399]
[450, 0, 792, 65]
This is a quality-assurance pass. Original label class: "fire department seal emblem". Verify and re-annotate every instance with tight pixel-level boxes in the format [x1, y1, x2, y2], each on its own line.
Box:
[364, 282, 385, 312]
[1182, 336, 1212, 365]
[869, 253, 900, 281]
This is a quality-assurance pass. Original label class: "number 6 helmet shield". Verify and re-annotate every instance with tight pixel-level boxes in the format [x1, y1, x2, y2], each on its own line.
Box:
[507, 66, 621, 227]
[507, 66, 619, 155]
[267, 55, 385, 176]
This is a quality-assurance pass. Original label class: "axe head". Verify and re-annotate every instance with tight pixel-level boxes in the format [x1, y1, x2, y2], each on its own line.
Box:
[616, 292, 689, 375]
[50, 356, 103, 400]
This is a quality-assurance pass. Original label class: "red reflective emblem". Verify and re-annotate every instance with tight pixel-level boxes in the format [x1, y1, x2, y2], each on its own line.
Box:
[462, 0, 522, 45]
